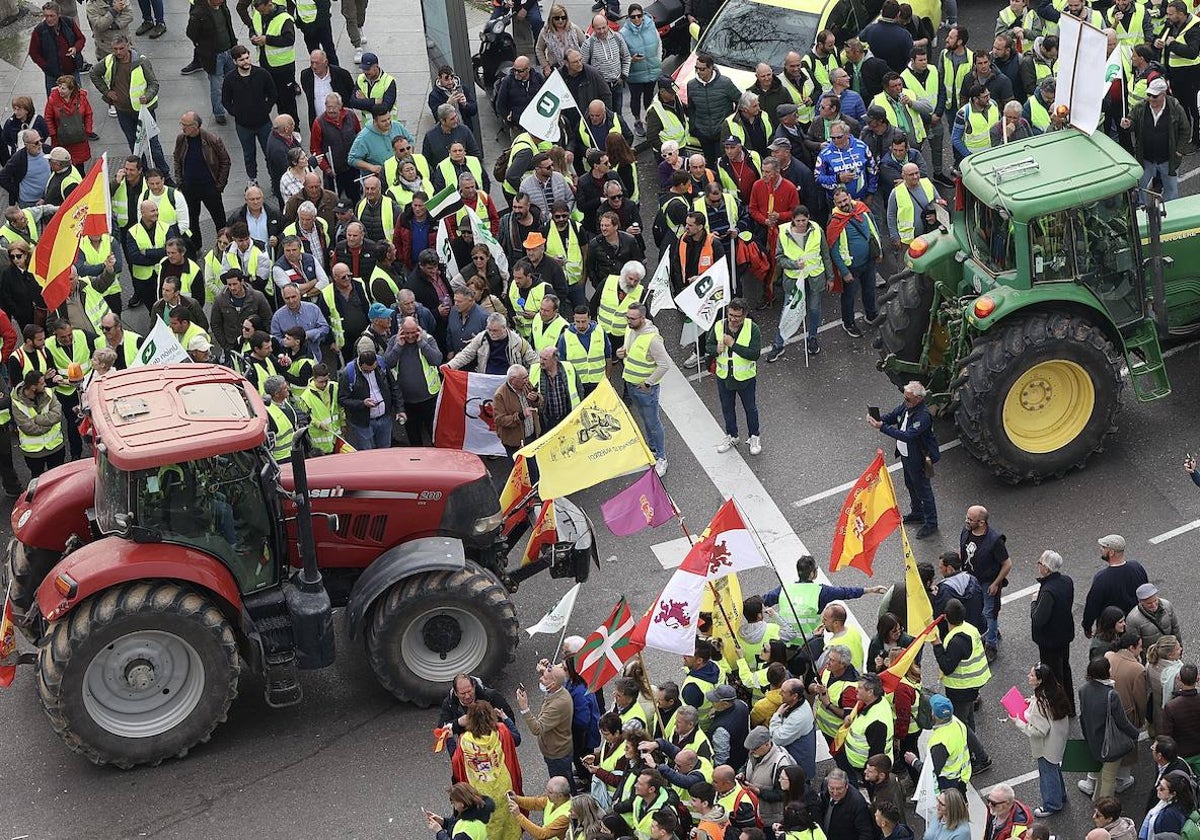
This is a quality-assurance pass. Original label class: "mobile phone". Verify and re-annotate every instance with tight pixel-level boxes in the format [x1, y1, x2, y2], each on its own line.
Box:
[868, 406, 881, 422]
[518, 682, 525, 691]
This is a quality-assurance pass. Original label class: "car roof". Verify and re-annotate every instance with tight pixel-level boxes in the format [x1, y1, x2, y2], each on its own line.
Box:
[88, 365, 268, 471]
[961, 129, 1141, 223]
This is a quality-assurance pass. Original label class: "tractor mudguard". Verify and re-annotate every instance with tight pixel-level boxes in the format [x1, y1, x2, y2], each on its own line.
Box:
[34, 537, 244, 624]
[11, 459, 95, 553]
[904, 228, 960, 274]
[344, 536, 468, 640]
[963, 283, 1120, 342]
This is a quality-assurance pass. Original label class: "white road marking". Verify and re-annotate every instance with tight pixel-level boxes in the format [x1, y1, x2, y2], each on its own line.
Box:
[1149, 518, 1200, 545]
[792, 440, 963, 509]
[651, 536, 693, 569]
[977, 769, 1041, 796]
[686, 318, 868, 382]
[1000, 583, 1041, 605]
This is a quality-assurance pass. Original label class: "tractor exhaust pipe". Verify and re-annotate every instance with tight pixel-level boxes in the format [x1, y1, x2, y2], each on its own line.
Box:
[283, 429, 336, 669]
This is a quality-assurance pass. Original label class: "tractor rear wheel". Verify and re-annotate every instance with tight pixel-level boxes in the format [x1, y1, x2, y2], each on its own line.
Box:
[365, 564, 519, 707]
[953, 312, 1123, 483]
[876, 270, 944, 388]
[37, 582, 240, 768]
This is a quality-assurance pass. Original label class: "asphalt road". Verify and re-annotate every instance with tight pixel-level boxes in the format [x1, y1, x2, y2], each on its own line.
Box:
[3, 1, 1200, 839]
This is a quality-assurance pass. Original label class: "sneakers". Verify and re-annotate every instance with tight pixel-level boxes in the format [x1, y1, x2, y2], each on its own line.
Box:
[765, 346, 786, 363]
[181, 59, 202, 75]
[654, 458, 668, 477]
[108, 104, 117, 117]
[916, 523, 939, 539]
[1116, 777, 1135, 793]
[717, 435, 740, 453]
[149, 23, 167, 38]
[748, 435, 761, 455]
[807, 342, 821, 356]
[842, 322, 863, 338]
[1077, 778, 1096, 796]
[985, 644, 998, 663]
[214, 114, 227, 125]
[354, 46, 364, 63]
[682, 350, 699, 368]
[135, 19, 154, 35]
[1032, 808, 1058, 819]
[634, 120, 645, 137]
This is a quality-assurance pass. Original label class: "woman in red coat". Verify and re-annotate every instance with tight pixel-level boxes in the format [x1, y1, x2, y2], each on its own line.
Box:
[44, 75, 93, 167]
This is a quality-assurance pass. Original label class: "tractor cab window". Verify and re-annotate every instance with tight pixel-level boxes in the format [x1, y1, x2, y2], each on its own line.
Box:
[133, 452, 277, 593]
[967, 198, 1017, 275]
[1030, 211, 1074, 282]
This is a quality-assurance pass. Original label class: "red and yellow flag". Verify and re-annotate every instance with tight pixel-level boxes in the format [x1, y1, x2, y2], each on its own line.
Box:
[32, 155, 111, 312]
[878, 614, 944, 693]
[500, 454, 534, 523]
[0, 583, 18, 688]
[830, 450, 901, 576]
[520, 499, 557, 567]
[832, 700, 862, 753]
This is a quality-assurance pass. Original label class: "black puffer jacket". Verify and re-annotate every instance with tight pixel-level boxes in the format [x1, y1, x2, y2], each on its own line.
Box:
[437, 676, 517, 735]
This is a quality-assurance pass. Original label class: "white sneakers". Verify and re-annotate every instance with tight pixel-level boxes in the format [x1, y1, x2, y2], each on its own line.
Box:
[654, 458, 668, 477]
[354, 46, 364, 64]
[108, 104, 117, 117]
[748, 435, 762, 455]
[682, 351, 699, 368]
[717, 435, 740, 453]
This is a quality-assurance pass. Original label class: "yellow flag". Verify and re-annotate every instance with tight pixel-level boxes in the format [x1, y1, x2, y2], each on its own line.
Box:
[832, 701, 861, 753]
[901, 522, 934, 632]
[517, 378, 655, 498]
[702, 573, 742, 668]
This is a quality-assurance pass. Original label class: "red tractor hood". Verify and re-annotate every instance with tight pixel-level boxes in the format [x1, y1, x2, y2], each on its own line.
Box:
[11, 458, 95, 552]
[277, 448, 491, 497]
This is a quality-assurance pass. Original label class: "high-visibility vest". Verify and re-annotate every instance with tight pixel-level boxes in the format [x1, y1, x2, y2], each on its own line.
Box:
[996, 6, 1037, 34]
[73, 283, 112, 336]
[252, 7, 296, 67]
[174, 321, 209, 352]
[577, 111, 621, 152]
[693, 194, 738, 236]
[629, 788, 670, 839]
[842, 698, 894, 769]
[148, 186, 180, 228]
[504, 133, 552, 195]
[45, 330, 92, 396]
[872, 91, 926, 143]
[776, 581, 822, 638]
[412, 347, 443, 396]
[621, 330, 659, 385]
[355, 196, 398, 240]
[927, 716, 972, 785]
[646, 98, 689, 146]
[127, 222, 170, 282]
[560, 327, 606, 385]
[545, 222, 583, 288]
[939, 51, 972, 112]
[382, 153, 433, 200]
[1107, 4, 1148, 47]
[888, 674, 924, 734]
[1164, 16, 1200, 67]
[530, 360, 581, 407]
[93, 330, 141, 368]
[739, 622, 780, 665]
[0, 209, 39, 248]
[79, 235, 120, 296]
[367, 266, 400, 306]
[659, 192, 691, 241]
[245, 354, 281, 395]
[203, 248, 225, 304]
[893, 178, 937, 243]
[677, 233, 717, 279]
[356, 70, 397, 119]
[779, 224, 825, 280]
[226, 245, 268, 294]
[1027, 94, 1051, 130]
[436, 155, 485, 192]
[157, 257, 202, 298]
[802, 50, 838, 91]
[450, 818, 487, 840]
[299, 382, 341, 453]
[111, 177, 148, 230]
[830, 625, 866, 673]
[597, 276, 643, 337]
[814, 673, 853, 738]
[675, 755, 714, 817]
[715, 783, 760, 831]
[321, 279, 368, 348]
[266, 400, 296, 461]
[13, 395, 64, 455]
[12, 347, 50, 379]
[597, 737, 624, 791]
[713, 319, 756, 382]
[531, 314, 568, 352]
[902, 66, 941, 117]
[717, 149, 762, 195]
[941, 622, 991, 689]
[960, 102, 998, 153]
[613, 698, 649, 730]
[103, 54, 157, 109]
[781, 72, 816, 123]
[507, 281, 548, 339]
[294, 0, 317, 24]
[47, 166, 82, 202]
[680, 669, 718, 723]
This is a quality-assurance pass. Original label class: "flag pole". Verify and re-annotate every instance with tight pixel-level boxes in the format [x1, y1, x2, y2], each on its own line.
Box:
[634, 650, 667, 737]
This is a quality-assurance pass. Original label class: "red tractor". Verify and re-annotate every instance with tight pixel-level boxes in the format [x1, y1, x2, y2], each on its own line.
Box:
[3, 365, 596, 768]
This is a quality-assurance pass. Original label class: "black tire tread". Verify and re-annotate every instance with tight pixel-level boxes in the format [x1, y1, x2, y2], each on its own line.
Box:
[874, 270, 929, 388]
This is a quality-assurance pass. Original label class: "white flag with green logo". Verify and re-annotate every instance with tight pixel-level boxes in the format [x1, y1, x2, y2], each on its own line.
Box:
[519, 69, 576, 143]
[133, 317, 189, 367]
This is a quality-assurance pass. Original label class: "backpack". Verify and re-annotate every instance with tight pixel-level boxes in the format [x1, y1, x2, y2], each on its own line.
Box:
[915, 687, 935, 731]
[493, 146, 511, 185]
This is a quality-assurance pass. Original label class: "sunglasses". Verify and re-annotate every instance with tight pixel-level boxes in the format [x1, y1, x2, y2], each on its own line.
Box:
[102, 324, 119, 332]
[514, 66, 530, 73]
[551, 14, 566, 19]
[553, 214, 570, 220]
[609, 194, 624, 200]
[629, 12, 643, 17]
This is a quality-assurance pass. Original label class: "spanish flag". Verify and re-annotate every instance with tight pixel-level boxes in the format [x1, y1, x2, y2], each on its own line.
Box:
[517, 378, 654, 499]
[829, 450, 901, 576]
[0, 582, 18, 688]
[500, 453, 534, 522]
[878, 614, 943, 693]
[520, 499, 558, 567]
[32, 155, 111, 312]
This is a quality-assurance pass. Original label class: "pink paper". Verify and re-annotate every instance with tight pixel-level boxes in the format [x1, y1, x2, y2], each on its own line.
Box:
[1001, 686, 1028, 722]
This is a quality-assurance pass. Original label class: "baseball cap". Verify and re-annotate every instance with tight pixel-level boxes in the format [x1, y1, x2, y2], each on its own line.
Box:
[368, 302, 392, 320]
[722, 135, 741, 147]
[1137, 583, 1159, 600]
[705, 684, 737, 703]
[187, 335, 212, 353]
[335, 200, 353, 213]
[48, 147, 72, 163]
[523, 231, 547, 248]
[1148, 78, 1168, 96]
[744, 726, 771, 750]
[866, 104, 889, 122]
[656, 75, 677, 90]
[768, 137, 791, 151]
[360, 52, 379, 67]
[1098, 534, 1126, 551]
[930, 694, 954, 721]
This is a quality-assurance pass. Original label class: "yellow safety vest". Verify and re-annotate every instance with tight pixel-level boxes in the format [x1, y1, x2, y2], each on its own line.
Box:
[356, 70, 397, 119]
[717, 148, 762, 195]
[927, 716, 972, 785]
[545, 222, 583, 288]
[503, 133, 552, 195]
[960, 102, 998, 153]
[713, 319, 756, 382]
[902, 67, 941, 118]
[560, 327, 606, 385]
[157, 257, 202, 298]
[842, 698, 894, 769]
[781, 73, 816, 124]
[245, 354, 281, 395]
[888, 675, 924, 734]
[814, 673, 853, 738]
[830, 625, 866, 673]
[47, 166, 82, 201]
[892, 178, 937, 244]
[941, 623, 991, 689]
[203, 248, 226, 305]
[802, 50, 838, 91]
[530, 360, 581, 408]
[46, 331, 93, 396]
[738, 622, 780, 665]
[621, 330, 659, 385]
[252, 7, 296, 67]
[872, 91, 926, 143]
[598, 738, 624, 789]
[1107, 4, 1148, 47]
[299, 382, 341, 453]
[531, 314, 568, 352]
[79, 236, 120, 296]
[355, 196, 398, 240]
[0, 209, 39, 249]
[1164, 16, 1200, 68]
[294, 0, 316, 24]
[436, 155, 485, 192]
[577, 112, 621, 152]
[227, 245, 268, 295]
[715, 784, 758, 830]
[680, 670, 717, 724]
[13, 395, 64, 455]
[1027, 94, 1050, 130]
[148, 186, 180, 228]
[647, 98, 690, 146]
[93, 330, 141, 367]
[629, 789, 670, 839]
[776, 581, 822, 638]
[321, 278, 368, 348]
[127, 222, 170, 282]
[72, 283, 112, 336]
[613, 698, 650, 730]
[693, 194, 739, 235]
[382, 153, 433, 198]
[779, 224, 824, 280]
[940, 52, 972, 112]
[266, 400, 296, 461]
[597, 276, 643, 337]
[507, 282, 548, 339]
[103, 54, 157, 109]
[996, 6, 1037, 34]
[174, 321, 209, 351]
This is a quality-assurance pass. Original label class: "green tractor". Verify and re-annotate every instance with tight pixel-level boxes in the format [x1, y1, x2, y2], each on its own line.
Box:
[876, 129, 1200, 483]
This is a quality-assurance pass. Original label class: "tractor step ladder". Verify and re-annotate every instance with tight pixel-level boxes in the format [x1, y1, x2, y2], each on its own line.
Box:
[264, 650, 303, 708]
[1123, 319, 1172, 401]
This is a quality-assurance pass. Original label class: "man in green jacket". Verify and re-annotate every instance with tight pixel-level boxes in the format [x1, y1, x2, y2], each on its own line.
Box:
[686, 53, 741, 165]
[706, 298, 762, 456]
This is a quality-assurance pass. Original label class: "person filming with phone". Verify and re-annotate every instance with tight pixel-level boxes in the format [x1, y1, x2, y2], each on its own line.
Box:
[867, 380, 940, 539]
[424, 783, 495, 840]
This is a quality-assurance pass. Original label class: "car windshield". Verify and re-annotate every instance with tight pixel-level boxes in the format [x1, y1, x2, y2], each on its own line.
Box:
[698, 0, 822, 71]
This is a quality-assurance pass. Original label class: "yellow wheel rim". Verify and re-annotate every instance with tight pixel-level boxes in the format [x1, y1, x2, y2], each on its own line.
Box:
[1002, 360, 1095, 454]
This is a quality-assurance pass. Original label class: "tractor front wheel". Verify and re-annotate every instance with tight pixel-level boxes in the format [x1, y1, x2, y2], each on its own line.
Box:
[876, 270, 944, 388]
[365, 564, 519, 706]
[37, 582, 241, 768]
[954, 312, 1123, 483]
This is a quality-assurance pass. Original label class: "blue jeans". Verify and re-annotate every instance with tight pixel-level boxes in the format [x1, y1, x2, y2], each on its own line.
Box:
[116, 107, 170, 176]
[209, 50, 234, 117]
[983, 590, 1001, 648]
[234, 121, 272, 180]
[352, 415, 394, 449]
[1140, 160, 1179, 203]
[717, 378, 759, 438]
[137, 0, 164, 24]
[841, 260, 878, 325]
[900, 453, 936, 527]
[1038, 756, 1065, 813]
[628, 383, 665, 460]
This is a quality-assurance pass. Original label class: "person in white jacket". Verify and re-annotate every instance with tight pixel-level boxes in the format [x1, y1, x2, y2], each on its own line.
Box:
[770, 678, 816, 782]
[1009, 662, 1071, 818]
